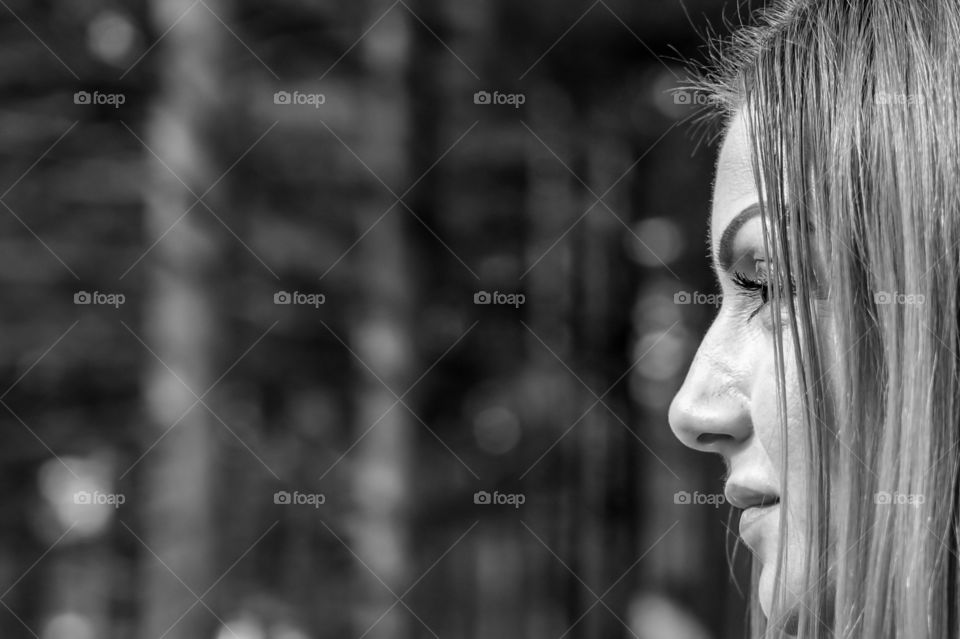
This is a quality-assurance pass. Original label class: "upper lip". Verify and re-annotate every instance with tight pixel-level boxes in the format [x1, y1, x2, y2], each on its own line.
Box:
[724, 482, 780, 510]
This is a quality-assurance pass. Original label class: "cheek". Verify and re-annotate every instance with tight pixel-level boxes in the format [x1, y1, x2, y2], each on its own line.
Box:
[751, 352, 809, 539]
[749, 346, 806, 478]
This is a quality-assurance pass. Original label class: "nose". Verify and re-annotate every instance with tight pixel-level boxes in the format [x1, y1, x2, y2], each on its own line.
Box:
[668, 322, 753, 454]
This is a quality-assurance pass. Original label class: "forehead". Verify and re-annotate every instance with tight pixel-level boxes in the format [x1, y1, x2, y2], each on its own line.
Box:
[711, 110, 761, 255]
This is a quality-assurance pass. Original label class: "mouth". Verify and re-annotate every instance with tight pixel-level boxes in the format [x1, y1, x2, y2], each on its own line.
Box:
[725, 482, 781, 550]
[738, 498, 780, 533]
[737, 497, 781, 557]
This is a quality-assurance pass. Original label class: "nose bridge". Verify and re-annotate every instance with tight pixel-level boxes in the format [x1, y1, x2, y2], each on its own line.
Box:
[669, 319, 752, 451]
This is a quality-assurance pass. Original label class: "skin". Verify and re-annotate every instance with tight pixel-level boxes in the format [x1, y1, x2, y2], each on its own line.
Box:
[667, 109, 809, 621]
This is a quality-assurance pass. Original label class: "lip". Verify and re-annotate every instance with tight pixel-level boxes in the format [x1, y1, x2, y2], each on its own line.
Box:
[725, 477, 781, 555]
[724, 480, 780, 511]
[739, 503, 780, 553]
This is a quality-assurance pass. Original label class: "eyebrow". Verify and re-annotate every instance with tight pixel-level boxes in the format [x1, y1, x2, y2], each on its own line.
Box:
[714, 203, 762, 273]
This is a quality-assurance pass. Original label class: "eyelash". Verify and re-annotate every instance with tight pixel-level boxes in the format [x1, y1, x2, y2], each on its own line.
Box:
[731, 269, 798, 320]
[732, 270, 770, 320]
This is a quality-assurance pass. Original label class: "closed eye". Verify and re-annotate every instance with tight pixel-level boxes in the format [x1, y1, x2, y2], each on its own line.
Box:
[732, 270, 769, 320]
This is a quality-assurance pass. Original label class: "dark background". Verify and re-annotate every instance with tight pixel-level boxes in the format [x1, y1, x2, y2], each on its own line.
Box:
[0, 0, 751, 637]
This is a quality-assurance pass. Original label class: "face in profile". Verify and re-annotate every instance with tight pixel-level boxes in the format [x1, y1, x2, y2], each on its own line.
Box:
[668, 108, 812, 620]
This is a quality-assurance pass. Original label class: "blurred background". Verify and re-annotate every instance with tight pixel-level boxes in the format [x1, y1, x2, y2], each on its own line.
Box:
[0, 0, 752, 637]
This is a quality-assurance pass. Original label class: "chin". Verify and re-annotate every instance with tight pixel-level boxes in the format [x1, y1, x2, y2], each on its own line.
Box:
[757, 563, 801, 635]
[758, 562, 774, 616]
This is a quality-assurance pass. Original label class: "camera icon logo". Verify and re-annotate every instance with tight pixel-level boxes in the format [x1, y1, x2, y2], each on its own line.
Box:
[474, 91, 492, 105]
[672, 90, 692, 105]
[874, 291, 891, 305]
[274, 91, 292, 105]
[473, 490, 491, 504]
[73, 490, 92, 504]
[274, 291, 292, 305]
[274, 490, 292, 504]
[673, 291, 691, 304]
[673, 490, 691, 505]
[74, 291, 92, 304]
[74, 91, 92, 105]
[474, 291, 492, 305]
[874, 491, 892, 505]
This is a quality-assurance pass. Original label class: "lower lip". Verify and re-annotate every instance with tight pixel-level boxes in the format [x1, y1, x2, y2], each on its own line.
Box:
[739, 503, 779, 545]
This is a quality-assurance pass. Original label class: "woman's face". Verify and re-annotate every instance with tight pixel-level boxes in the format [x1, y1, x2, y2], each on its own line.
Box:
[668, 109, 808, 620]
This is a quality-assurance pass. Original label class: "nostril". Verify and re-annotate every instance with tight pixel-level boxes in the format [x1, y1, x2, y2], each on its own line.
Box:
[696, 432, 732, 446]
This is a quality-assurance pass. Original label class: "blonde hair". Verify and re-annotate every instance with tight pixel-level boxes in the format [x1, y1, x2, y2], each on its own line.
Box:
[698, 1, 960, 636]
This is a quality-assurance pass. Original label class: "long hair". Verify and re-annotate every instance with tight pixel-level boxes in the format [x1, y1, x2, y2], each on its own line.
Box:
[697, 2, 960, 637]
